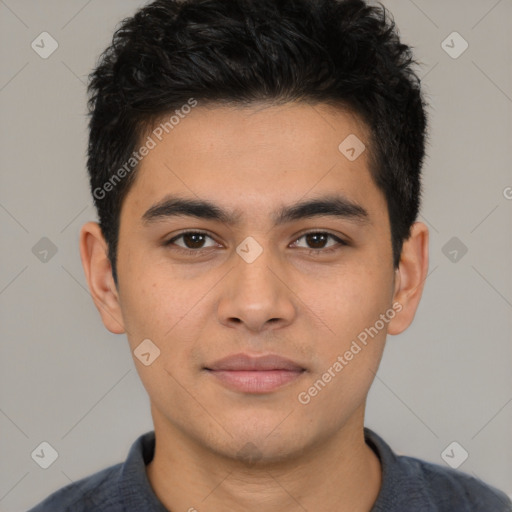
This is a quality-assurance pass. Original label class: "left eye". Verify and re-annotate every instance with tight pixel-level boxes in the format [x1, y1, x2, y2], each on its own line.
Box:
[291, 232, 345, 250]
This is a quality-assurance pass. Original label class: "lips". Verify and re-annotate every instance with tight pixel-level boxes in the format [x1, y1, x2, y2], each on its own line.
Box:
[204, 353, 306, 393]
[206, 353, 305, 372]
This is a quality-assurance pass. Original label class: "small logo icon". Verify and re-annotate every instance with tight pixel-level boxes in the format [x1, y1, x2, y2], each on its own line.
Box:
[441, 32, 468, 59]
[338, 134, 366, 161]
[32, 237, 58, 263]
[236, 236, 263, 263]
[31, 32, 59, 59]
[442, 236, 468, 263]
[237, 442, 263, 464]
[31, 441, 59, 469]
[441, 441, 468, 469]
[134, 338, 161, 366]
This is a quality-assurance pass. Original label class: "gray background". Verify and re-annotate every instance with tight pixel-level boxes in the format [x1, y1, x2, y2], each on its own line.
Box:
[1, 0, 511, 510]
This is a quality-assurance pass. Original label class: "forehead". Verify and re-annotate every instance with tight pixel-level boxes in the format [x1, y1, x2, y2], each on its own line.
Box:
[121, 102, 386, 226]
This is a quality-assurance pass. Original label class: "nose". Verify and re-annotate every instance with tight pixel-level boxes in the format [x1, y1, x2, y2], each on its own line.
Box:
[217, 244, 297, 333]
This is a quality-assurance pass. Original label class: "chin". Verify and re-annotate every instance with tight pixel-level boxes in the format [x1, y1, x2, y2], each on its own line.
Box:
[208, 421, 314, 465]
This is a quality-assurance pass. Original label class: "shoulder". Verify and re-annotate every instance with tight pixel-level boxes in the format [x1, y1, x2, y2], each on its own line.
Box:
[27, 463, 124, 512]
[398, 454, 511, 511]
[365, 428, 511, 512]
[27, 431, 161, 512]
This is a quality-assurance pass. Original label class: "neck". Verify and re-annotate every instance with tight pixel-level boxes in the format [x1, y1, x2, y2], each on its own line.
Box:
[146, 407, 382, 512]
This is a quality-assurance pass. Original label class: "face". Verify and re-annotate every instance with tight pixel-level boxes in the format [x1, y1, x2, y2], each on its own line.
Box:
[82, 102, 424, 463]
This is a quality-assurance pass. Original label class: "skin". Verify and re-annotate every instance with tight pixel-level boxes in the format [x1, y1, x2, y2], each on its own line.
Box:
[80, 102, 429, 512]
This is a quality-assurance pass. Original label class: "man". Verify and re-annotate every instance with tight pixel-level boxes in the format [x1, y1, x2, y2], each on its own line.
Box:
[29, 0, 511, 510]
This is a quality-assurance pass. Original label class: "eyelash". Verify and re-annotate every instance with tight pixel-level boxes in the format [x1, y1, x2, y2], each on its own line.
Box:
[163, 230, 347, 257]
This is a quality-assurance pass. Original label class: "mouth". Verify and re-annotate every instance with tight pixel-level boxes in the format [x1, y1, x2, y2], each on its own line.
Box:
[204, 353, 306, 394]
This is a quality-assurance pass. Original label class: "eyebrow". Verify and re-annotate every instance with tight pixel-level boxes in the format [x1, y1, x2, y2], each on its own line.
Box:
[141, 194, 370, 227]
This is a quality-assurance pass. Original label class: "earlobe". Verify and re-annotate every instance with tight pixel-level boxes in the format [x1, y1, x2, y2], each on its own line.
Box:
[387, 222, 429, 336]
[79, 221, 126, 335]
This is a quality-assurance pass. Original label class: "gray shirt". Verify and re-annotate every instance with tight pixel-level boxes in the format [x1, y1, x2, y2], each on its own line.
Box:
[28, 428, 511, 511]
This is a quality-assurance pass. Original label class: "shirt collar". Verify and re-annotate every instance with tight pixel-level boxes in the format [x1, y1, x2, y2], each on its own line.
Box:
[118, 431, 168, 511]
[117, 428, 433, 511]
[364, 427, 433, 510]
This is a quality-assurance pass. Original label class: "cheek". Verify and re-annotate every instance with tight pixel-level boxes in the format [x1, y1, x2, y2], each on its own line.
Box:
[322, 264, 393, 338]
[118, 274, 179, 355]
[118, 245, 186, 334]
[121, 271, 212, 372]
[122, 277, 204, 405]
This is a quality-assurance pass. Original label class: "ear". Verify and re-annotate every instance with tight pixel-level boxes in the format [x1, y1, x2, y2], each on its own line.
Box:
[387, 222, 429, 335]
[79, 221, 126, 334]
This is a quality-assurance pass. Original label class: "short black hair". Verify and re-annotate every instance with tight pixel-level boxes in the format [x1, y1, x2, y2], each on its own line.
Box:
[87, 0, 428, 285]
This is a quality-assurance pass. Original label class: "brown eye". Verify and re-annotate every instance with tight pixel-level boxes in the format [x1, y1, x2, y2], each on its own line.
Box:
[305, 233, 329, 249]
[166, 231, 217, 250]
[292, 232, 346, 251]
[181, 233, 207, 249]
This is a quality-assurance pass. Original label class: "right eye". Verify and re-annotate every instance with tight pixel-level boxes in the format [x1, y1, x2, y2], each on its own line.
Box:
[164, 230, 220, 254]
